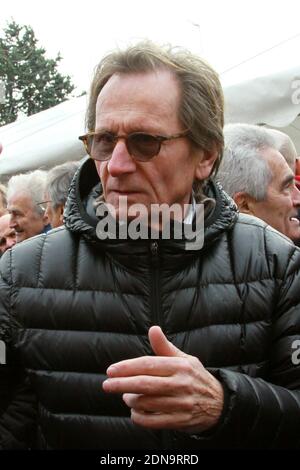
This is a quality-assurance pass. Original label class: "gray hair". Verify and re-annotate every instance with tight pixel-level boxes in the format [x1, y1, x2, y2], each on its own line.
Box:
[218, 123, 277, 201]
[46, 161, 80, 209]
[265, 128, 297, 169]
[7, 170, 47, 216]
[87, 40, 224, 180]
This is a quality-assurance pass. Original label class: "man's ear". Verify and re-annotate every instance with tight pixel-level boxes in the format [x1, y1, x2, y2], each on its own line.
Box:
[58, 204, 64, 224]
[233, 192, 256, 215]
[42, 211, 50, 226]
[194, 144, 219, 181]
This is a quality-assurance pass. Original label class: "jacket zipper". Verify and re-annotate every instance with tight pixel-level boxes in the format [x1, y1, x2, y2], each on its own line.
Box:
[150, 241, 170, 449]
[150, 241, 162, 328]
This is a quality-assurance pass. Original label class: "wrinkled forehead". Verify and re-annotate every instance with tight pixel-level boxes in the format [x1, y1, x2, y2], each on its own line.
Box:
[263, 147, 294, 182]
[95, 71, 181, 127]
[8, 191, 35, 211]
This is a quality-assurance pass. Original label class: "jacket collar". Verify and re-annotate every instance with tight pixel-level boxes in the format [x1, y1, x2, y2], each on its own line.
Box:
[64, 158, 238, 251]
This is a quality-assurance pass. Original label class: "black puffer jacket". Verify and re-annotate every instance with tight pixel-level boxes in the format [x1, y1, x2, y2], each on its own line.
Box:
[1, 159, 300, 449]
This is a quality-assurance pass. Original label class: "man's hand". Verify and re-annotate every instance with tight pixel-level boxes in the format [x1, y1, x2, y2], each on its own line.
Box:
[102, 326, 224, 432]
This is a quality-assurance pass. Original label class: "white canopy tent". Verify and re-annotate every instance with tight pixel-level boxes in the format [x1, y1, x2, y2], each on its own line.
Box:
[0, 95, 87, 180]
[1, 62, 300, 179]
[223, 65, 300, 151]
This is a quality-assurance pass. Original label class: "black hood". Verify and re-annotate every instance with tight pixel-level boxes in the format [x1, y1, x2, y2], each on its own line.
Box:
[64, 158, 238, 250]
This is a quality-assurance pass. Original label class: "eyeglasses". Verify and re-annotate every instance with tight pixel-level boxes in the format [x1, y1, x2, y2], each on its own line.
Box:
[36, 200, 52, 212]
[78, 130, 189, 162]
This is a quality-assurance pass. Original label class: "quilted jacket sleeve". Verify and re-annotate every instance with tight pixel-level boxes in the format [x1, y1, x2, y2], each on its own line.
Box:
[0, 251, 37, 449]
[176, 241, 300, 449]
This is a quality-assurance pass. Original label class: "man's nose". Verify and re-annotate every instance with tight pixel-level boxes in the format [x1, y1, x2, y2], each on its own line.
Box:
[9, 217, 17, 228]
[107, 140, 137, 177]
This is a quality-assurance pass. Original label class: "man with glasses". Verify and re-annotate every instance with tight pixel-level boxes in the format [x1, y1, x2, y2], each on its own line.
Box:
[43, 161, 80, 228]
[0, 41, 300, 450]
[6, 170, 51, 243]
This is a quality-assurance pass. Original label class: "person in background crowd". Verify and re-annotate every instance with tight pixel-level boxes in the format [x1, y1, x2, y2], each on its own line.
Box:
[0, 213, 16, 255]
[7, 170, 51, 243]
[44, 161, 80, 228]
[0, 41, 300, 450]
[267, 128, 300, 246]
[218, 123, 300, 242]
[0, 184, 7, 217]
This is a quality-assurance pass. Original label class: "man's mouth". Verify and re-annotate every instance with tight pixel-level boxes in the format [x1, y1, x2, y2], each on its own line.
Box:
[15, 230, 24, 238]
[111, 190, 139, 194]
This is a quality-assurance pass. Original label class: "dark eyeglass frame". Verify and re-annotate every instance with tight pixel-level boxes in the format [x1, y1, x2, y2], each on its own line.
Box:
[36, 200, 52, 212]
[78, 130, 189, 162]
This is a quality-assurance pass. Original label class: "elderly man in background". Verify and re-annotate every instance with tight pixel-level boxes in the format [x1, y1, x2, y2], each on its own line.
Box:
[0, 213, 16, 255]
[44, 161, 80, 228]
[7, 170, 51, 243]
[268, 128, 300, 246]
[218, 123, 300, 243]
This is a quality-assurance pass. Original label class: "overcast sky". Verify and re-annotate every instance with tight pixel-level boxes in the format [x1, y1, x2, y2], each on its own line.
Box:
[1, 0, 300, 93]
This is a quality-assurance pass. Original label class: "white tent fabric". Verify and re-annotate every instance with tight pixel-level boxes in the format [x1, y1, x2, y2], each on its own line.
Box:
[1, 64, 300, 179]
[223, 65, 300, 151]
[0, 95, 87, 179]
